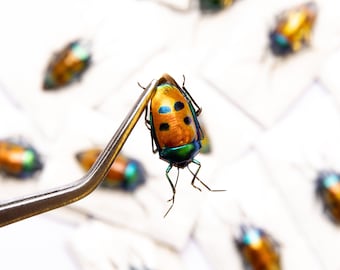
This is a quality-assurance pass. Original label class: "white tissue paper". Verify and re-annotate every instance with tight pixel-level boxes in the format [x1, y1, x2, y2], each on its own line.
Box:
[194, 149, 323, 270]
[319, 48, 340, 108]
[0, 83, 47, 200]
[256, 82, 340, 270]
[196, 0, 328, 128]
[68, 220, 187, 270]
[0, 0, 173, 140]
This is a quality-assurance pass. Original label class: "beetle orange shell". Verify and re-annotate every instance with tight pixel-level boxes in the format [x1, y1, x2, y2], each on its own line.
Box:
[151, 79, 198, 149]
[76, 148, 127, 183]
[43, 40, 91, 90]
[242, 239, 280, 270]
[0, 142, 24, 174]
[325, 183, 340, 222]
[316, 172, 340, 223]
[0, 140, 43, 177]
[275, 2, 316, 51]
[236, 226, 280, 270]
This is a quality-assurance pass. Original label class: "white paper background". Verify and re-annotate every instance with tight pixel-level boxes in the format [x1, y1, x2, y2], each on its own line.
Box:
[1, 1, 340, 270]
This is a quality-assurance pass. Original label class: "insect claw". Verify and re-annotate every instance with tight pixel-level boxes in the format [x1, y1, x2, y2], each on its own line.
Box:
[164, 201, 175, 218]
[191, 184, 202, 192]
[196, 107, 202, 116]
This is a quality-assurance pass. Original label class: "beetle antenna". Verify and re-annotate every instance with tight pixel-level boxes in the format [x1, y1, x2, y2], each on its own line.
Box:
[137, 82, 146, 90]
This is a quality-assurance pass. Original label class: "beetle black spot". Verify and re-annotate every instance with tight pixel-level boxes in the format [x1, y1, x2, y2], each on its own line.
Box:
[183, 116, 191, 125]
[159, 123, 170, 131]
[174, 101, 184, 111]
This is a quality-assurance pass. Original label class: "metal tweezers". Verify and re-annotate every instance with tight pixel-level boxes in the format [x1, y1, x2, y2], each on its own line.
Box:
[0, 79, 159, 227]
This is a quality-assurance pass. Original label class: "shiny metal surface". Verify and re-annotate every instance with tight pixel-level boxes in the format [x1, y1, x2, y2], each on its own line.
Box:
[0, 79, 158, 227]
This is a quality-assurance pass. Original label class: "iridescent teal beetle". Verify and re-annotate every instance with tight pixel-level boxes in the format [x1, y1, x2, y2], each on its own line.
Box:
[316, 171, 340, 224]
[199, 0, 235, 13]
[43, 39, 92, 90]
[76, 148, 146, 192]
[269, 2, 317, 57]
[144, 74, 222, 216]
[235, 225, 281, 270]
[0, 139, 43, 178]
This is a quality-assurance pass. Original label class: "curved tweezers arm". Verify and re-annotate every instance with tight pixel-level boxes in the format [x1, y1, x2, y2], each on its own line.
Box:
[0, 79, 159, 227]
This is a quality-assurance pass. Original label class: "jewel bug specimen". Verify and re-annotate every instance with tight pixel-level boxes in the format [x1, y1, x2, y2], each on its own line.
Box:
[0, 139, 43, 178]
[144, 73, 223, 216]
[76, 148, 146, 192]
[316, 171, 340, 224]
[199, 0, 235, 13]
[235, 225, 281, 270]
[42, 39, 92, 90]
[269, 2, 317, 57]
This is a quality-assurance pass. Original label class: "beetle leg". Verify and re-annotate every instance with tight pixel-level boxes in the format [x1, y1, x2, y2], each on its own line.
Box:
[182, 74, 186, 87]
[189, 159, 226, 192]
[144, 105, 158, 153]
[164, 165, 179, 217]
[140, 81, 152, 131]
[189, 159, 202, 192]
[181, 75, 202, 116]
[151, 135, 158, 154]
[183, 85, 202, 116]
[144, 104, 151, 131]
